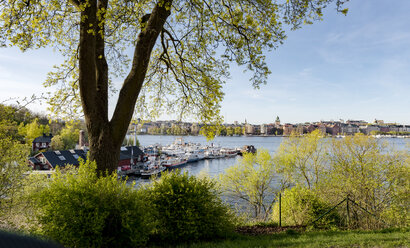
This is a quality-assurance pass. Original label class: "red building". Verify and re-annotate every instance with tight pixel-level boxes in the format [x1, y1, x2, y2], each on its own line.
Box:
[28, 146, 144, 171]
[32, 133, 53, 152]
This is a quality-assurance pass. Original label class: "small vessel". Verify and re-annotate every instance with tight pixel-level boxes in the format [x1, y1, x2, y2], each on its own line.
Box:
[238, 145, 257, 155]
[140, 166, 166, 179]
[163, 156, 188, 169]
[220, 148, 238, 157]
[140, 160, 166, 179]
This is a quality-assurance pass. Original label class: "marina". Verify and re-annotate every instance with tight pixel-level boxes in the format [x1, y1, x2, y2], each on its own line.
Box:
[119, 136, 256, 179]
[122, 135, 409, 181]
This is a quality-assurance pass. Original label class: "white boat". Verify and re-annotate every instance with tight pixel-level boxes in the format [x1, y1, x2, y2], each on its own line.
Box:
[162, 156, 188, 169]
[140, 166, 166, 179]
[220, 148, 238, 157]
[140, 160, 166, 179]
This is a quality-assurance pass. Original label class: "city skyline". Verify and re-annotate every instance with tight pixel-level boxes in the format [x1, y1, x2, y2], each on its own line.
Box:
[1, 0, 409, 125]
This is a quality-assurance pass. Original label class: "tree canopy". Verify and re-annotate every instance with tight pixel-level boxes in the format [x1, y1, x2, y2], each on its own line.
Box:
[0, 0, 348, 173]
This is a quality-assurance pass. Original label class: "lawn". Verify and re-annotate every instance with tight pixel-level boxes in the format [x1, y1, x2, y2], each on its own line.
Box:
[172, 228, 409, 248]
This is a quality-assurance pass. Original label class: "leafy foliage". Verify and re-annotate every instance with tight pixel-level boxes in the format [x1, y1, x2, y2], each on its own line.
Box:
[274, 133, 409, 229]
[275, 130, 327, 189]
[50, 121, 84, 150]
[0, 111, 31, 224]
[271, 186, 340, 226]
[0, 0, 348, 123]
[147, 170, 235, 243]
[0, 136, 30, 213]
[18, 118, 50, 145]
[20, 160, 153, 248]
[323, 135, 410, 228]
[219, 149, 278, 221]
[0, 0, 349, 173]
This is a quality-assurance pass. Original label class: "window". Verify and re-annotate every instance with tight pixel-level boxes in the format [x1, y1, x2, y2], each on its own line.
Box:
[70, 149, 76, 154]
[42, 142, 46, 147]
[55, 151, 61, 155]
[120, 147, 127, 151]
[73, 154, 79, 159]
[58, 156, 66, 161]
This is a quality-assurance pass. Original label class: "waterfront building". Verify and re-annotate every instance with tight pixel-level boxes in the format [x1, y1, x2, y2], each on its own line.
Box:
[32, 133, 53, 152]
[283, 123, 295, 136]
[28, 146, 144, 171]
[341, 124, 360, 135]
[245, 123, 254, 135]
[260, 124, 267, 135]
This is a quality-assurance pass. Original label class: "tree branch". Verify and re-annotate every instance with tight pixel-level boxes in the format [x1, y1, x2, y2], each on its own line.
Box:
[110, 0, 172, 145]
[95, 0, 109, 122]
[69, 0, 80, 9]
[78, 0, 97, 121]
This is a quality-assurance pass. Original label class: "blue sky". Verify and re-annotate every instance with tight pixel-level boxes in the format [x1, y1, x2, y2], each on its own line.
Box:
[1, 0, 410, 125]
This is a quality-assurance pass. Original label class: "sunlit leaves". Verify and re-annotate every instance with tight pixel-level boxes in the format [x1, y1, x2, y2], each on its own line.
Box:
[0, 0, 348, 126]
[219, 149, 277, 221]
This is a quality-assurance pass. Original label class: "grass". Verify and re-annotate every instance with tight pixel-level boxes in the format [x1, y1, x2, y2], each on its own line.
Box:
[171, 228, 409, 248]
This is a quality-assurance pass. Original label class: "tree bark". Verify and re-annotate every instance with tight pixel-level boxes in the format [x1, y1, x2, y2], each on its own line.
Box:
[77, 0, 172, 174]
[88, 124, 120, 175]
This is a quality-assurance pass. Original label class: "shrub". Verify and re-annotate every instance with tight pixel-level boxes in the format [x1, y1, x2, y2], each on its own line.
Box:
[271, 186, 340, 227]
[22, 160, 153, 248]
[219, 149, 277, 222]
[147, 170, 235, 244]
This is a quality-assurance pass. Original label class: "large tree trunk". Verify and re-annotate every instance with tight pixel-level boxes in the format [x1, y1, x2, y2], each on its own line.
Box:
[77, 0, 172, 175]
[87, 124, 121, 175]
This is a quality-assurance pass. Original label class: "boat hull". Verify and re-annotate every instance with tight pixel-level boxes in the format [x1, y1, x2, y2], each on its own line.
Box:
[140, 167, 166, 179]
[163, 160, 188, 169]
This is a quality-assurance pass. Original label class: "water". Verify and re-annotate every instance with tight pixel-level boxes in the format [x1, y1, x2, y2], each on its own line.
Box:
[131, 135, 409, 181]
[134, 135, 284, 153]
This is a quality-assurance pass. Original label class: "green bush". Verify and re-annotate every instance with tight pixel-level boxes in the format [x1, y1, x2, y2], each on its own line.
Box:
[272, 186, 340, 227]
[147, 170, 235, 244]
[23, 160, 153, 248]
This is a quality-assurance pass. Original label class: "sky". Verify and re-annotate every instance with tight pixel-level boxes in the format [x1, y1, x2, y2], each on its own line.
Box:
[1, 0, 410, 125]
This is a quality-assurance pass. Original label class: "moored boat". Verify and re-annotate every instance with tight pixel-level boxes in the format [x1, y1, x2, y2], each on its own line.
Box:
[163, 156, 188, 169]
[140, 166, 166, 179]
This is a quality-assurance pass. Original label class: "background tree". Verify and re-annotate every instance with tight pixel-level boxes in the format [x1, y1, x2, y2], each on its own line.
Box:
[274, 129, 327, 189]
[272, 132, 409, 228]
[234, 126, 244, 136]
[323, 134, 409, 228]
[226, 126, 234, 136]
[59, 121, 83, 149]
[0, 0, 348, 173]
[18, 119, 51, 145]
[219, 149, 278, 221]
[50, 135, 65, 150]
[0, 120, 30, 221]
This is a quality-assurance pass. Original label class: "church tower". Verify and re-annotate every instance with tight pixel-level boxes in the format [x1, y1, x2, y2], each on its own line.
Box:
[275, 116, 280, 126]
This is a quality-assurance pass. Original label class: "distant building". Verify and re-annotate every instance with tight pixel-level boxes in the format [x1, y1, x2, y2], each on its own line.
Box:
[32, 133, 53, 152]
[380, 126, 390, 133]
[260, 124, 267, 135]
[190, 123, 200, 135]
[374, 119, 384, 125]
[360, 125, 380, 135]
[296, 124, 305, 135]
[341, 124, 360, 135]
[253, 125, 261, 135]
[245, 123, 254, 135]
[275, 116, 281, 127]
[346, 120, 368, 126]
[283, 124, 295, 136]
[326, 123, 341, 136]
